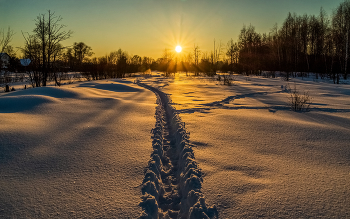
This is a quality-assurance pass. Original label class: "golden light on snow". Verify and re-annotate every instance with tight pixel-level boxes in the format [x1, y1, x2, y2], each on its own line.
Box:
[175, 45, 182, 53]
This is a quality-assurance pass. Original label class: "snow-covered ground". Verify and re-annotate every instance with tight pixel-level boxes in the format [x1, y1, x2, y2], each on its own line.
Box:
[141, 73, 350, 218]
[1, 73, 349, 218]
[0, 79, 156, 218]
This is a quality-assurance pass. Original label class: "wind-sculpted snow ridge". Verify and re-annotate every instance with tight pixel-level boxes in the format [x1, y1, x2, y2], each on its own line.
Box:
[137, 82, 218, 219]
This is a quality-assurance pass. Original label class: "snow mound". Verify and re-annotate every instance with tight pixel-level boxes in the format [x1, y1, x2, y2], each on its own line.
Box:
[2, 87, 79, 99]
[0, 79, 156, 218]
[110, 79, 133, 84]
[0, 87, 81, 113]
[0, 95, 55, 113]
[79, 82, 141, 92]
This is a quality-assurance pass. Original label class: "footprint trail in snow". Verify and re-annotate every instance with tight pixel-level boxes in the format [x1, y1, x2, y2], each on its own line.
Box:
[137, 82, 218, 219]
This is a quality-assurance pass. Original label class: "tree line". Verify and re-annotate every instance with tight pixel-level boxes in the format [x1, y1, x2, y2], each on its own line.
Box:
[1, 10, 160, 87]
[164, 1, 350, 84]
[233, 2, 350, 84]
[2, 1, 350, 87]
[169, 1, 349, 84]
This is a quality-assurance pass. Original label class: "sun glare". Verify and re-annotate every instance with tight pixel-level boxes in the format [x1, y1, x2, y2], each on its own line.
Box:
[175, 45, 182, 53]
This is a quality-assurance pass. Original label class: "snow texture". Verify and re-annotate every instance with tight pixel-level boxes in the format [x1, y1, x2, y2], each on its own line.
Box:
[138, 82, 218, 219]
[1, 73, 349, 218]
[0, 79, 156, 218]
[140, 72, 350, 218]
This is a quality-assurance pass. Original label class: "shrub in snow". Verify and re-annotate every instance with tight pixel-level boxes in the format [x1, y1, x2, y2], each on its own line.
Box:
[289, 85, 311, 111]
[223, 75, 232, 86]
[282, 84, 291, 92]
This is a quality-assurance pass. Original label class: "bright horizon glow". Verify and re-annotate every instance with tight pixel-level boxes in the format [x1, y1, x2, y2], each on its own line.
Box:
[175, 45, 182, 53]
[0, 0, 345, 58]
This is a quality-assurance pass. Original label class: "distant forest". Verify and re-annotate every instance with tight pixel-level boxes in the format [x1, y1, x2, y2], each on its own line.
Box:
[1, 0, 350, 86]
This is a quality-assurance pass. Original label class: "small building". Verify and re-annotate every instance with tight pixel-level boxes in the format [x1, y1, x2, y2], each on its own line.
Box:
[20, 58, 31, 67]
[0, 53, 10, 69]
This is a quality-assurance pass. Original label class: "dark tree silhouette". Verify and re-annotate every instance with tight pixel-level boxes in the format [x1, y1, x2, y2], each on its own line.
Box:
[226, 39, 239, 72]
[0, 27, 14, 54]
[223, 1, 349, 84]
[22, 10, 72, 86]
[73, 42, 94, 65]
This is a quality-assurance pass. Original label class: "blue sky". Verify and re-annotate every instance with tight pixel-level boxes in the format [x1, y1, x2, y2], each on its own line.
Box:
[0, 0, 345, 58]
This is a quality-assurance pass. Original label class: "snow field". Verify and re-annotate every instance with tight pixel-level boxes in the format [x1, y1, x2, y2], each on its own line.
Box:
[140, 73, 350, 218]
[1, 72, 349, 218]
[0, 80, 156, 218]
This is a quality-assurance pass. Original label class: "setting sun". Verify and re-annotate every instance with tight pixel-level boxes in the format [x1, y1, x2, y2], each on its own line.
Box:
[2, 1, 349, 218]
[175, 45, 182, 53]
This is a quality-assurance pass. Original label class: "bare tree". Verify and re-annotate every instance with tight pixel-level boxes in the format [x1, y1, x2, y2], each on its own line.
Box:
[21, 35, 42, 87]
[226, 39, 239, 72]
[332, 2, 348, 82]
[22, 10, 72, 86]
[193, 44, 200, 75]
[0, 27, 14, 54]
[160, 48, 174, 75]
[333, 0, 350, 80]
[141, 56, 153, 72]
[238, 25, 262, 75]
[73, 42, 93, 64]
[0, 27, 15, 88]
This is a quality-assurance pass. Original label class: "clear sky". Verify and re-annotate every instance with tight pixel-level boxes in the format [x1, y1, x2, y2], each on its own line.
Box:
[0, 0, 345, 59]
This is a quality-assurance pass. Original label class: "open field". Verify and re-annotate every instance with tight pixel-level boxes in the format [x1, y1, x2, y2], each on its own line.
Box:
[0, 79, 156, 218]
[1, 73, 349, 218]
[141, 73, 350, 218]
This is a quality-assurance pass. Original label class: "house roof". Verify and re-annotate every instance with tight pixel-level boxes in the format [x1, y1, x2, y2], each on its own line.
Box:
[20, 59, 31, 66]
[0, 53, 10, 58]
